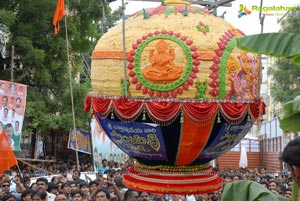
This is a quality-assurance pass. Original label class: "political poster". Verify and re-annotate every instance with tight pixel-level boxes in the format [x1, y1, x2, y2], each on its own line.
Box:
[0, 80, 27, 151]
[68, 129, 92, 154]
[90, 118, 126, 172]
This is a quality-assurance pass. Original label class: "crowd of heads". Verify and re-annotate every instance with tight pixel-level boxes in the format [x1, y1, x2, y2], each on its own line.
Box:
[0, 158, 144, 201]
[1, 137, 300, 201]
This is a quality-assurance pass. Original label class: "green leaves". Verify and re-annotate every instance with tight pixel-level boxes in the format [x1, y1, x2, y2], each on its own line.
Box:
[279, 95, 300, 132]
[236, 32, 300, 64]
[221, 180, 289, 201]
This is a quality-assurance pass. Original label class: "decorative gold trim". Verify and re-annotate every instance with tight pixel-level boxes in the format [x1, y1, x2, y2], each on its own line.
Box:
[165, 0, 191, 6]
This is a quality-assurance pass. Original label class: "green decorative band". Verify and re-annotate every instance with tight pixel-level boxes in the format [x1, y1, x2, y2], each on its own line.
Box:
[135, 161, 209, 172]
[218, 37, 237, 99]
[133, 34, 193, 92]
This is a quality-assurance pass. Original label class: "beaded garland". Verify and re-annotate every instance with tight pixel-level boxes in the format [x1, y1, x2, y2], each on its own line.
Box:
[136, 161, 209, 172]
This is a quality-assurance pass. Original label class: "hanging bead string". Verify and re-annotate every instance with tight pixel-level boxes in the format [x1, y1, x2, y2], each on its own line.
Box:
[217, 113, 221, 123]
[135, 161, 210, 172]
[110, 109, 114, 119]
[180, 111, 184, 124]
[142, 109, 147, 121]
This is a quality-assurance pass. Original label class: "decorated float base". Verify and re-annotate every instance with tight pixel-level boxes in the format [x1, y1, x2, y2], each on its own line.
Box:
[85, 95, 265, 194]
[123, 162, 222, 194]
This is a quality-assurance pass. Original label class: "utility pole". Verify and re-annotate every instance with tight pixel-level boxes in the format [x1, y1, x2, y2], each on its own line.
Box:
[258, 0, 265, 98]
[10, 45, 14, 82]
[258, 0, 266, 167]
[101, 0, 106, 35]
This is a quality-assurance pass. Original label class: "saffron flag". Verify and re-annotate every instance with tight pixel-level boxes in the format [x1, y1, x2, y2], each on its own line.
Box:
[52, 0, 66, 34]
[0, 130, 18, 174]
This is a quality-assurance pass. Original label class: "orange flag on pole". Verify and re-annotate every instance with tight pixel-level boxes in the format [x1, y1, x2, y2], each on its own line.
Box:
[0, 130, 18, 174]
[52, 0, 66, 34]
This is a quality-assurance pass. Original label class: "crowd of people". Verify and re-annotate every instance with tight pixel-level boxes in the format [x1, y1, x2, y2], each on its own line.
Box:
[1, 137, 300, 201]
[0, 158, 294, 201]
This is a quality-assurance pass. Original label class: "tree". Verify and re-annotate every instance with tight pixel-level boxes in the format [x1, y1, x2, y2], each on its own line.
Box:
[268, 11, 300, 104]
[0, 0, 122, 156]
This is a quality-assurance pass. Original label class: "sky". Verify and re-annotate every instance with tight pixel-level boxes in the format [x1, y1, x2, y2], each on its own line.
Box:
[109, 0, 300, 35]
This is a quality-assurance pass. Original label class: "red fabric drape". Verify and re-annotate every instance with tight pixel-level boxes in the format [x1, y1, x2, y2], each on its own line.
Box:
[113, 98, 143, 121]
[249, 99, 266, 120]
[220, 103, 248, 118]
[91, 98, 112, 118]
[249, 103, 260, 119]
[145, 102, 181, 122]
[86, 95, 263, 124]
[84, 96, 92, 112]
[183, 103, 218, 122]
[219, 103, 248, 123]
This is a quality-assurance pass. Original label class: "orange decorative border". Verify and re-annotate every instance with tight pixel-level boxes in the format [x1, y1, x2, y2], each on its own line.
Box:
[197, 50, 217, 60]
[91, 51, 131, 60]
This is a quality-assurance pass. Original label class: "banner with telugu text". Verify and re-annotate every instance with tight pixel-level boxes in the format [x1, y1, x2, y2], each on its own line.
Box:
[67, 129, 92, 154]
[0, 80, 27, 151]
[196, 119, 253, 162]
[99, 118, 168, 161]
[90, 118, 126, 172]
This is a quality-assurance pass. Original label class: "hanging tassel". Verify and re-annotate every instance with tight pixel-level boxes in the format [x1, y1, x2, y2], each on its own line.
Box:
[111, 109, 114, 119]
[180, 111, 184, 124]
[247, 114, 251, 122]
[217, 113, 221, 123]
[142, 109, 146, 121]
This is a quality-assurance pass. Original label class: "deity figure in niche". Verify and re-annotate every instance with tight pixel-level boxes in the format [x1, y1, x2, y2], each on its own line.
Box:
[246, 53, 259, 99]
[142, 39, 184, 84]
[226, 55, 242, 99]
[241, 52, 251, 99]
[226, 52, 256, 101]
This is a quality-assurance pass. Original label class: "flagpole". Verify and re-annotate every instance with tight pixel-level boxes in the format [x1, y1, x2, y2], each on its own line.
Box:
[16, 164, 23, 178]
[64, 6, 80, 170]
